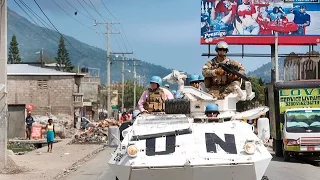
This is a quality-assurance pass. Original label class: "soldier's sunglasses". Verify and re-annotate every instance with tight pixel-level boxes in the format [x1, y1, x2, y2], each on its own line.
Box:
[190, 81, 199, 84]
[217, 48, 228, 52]
[207, 111, 219, 114]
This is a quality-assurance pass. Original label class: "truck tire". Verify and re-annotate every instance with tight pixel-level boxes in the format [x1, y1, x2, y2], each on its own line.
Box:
[283, 151, 290, 162]
[165, 99, 190, 114]
[274, 139, 283, 157]
[261, 175, 269, 180]
[283, 145, 290, 162]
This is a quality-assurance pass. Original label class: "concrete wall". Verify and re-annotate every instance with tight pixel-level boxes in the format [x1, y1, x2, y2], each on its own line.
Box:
[8, 105, 25, 139]
[7, 75, 75, 116]
[81, 83, 99, 102]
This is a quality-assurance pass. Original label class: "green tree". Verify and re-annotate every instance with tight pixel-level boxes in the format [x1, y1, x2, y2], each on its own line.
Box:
[55, 35, 74, 72]
[116, 80, 146, 109]
[236, 76, 265, 111]
[8, 35, 21, 64]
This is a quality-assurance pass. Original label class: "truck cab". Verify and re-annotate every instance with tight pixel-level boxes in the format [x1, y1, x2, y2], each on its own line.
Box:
[265, 80, 320, 161]
[282, 108, 320, 161]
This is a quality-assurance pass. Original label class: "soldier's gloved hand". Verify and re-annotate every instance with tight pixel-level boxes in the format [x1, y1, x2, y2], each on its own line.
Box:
[141, 110, 149, 114]
[228, 74, 239, 80]
[215, 68, 225, 76]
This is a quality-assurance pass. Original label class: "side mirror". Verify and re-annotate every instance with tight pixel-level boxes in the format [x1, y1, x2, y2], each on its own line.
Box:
[257, 117, 270, 141]
[122, 130, 128, 139]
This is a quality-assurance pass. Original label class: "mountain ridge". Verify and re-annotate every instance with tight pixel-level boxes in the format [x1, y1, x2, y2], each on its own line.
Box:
[7, 8, 173, 84]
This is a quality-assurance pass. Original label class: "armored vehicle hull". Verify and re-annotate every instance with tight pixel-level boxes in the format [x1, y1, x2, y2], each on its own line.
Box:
[108, 114, 272, 180]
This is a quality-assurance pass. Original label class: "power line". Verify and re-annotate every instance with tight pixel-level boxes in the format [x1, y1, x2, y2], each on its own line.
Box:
[64, 0, 95, 20]
[33, 0, 90, 59]
[76, 0, 96, 21]
[112, 35, 123, 52]
[100, 0, 117, 20]
[87, 0, 111, 22]
[51, 0, 96, 31]
[13, 0, 58, 43]
[51, 0, 107, 49]
[99, 1, 133, 52]
[19, 0, 56, 31]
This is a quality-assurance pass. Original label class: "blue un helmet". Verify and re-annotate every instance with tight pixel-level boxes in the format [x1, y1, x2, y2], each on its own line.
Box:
[198, 74, 205, 82]
[150, 76, 162, 86]
[189, 74, 200, 83]
[205, 103, 219, 114]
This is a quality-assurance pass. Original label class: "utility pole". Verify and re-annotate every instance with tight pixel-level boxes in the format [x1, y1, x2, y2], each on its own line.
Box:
[94, 21, 120, 119]
[129, 59, 142, 110]
[0, 0, 8, 169]
[40, 48, 44, 68]
[275, 32, 279, 82]
[133, 59, 137, 110]
[271, 32, 279, 83]
[110, 52, 133, 112]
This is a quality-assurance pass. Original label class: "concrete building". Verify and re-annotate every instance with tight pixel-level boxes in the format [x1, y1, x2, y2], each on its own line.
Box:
[7, 64, 84, 138]
[79, 67, 100, 121]
[284, 51, 320, 81]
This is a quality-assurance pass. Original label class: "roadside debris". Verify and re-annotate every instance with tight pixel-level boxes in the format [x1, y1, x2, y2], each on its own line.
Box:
[0, 156, 26, 174]
[70, 119, 120, 144]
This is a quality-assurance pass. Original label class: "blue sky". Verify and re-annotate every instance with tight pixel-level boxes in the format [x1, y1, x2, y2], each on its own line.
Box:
[7, 0, 319, 75]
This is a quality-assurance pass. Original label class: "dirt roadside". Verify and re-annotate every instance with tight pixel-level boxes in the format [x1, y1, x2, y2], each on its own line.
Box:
[0, 139, 107, 180]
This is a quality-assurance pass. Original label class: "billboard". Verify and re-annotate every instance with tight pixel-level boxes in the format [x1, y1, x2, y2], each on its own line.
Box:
[200, 0, 320, 45]
[279, 88, 320, 113]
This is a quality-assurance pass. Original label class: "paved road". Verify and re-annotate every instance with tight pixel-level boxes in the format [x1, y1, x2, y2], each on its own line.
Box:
[66, 148, 320, 180]
[65, 148, 116, 180]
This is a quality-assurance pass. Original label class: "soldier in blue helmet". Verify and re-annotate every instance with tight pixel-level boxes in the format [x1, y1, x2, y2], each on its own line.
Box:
[205, 103, 220, 117]
[189, 74, 200, 90]
[138, 76, 174, 113]
[198, 74, 205, 83]
[198, 74, 208, 92]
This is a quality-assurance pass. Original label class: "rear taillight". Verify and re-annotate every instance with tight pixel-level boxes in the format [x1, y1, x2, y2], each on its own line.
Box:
[284, 138, 300, 146]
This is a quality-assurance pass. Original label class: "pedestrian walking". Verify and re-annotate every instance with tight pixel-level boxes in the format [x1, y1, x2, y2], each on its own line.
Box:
[45, 118, 55, 153]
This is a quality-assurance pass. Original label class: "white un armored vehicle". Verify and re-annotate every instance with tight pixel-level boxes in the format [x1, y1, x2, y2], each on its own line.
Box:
[108, 70, 272, 180]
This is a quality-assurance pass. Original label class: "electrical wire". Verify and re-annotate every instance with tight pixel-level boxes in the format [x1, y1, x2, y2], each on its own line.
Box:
[13, 0, 58, 43]
[33, 0, 91, 59]
[51, 0, 96, 31]
[99, 0, 133, 52]
[87, 0, 111, 22]
[64, 0, 95, 20]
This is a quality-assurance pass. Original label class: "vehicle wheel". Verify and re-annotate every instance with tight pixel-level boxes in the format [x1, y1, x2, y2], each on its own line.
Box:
[165, 99, 190, 114]
[274, 140, 283, 157]
[261, 175, 269, 180]
[283, 149, 290, 162]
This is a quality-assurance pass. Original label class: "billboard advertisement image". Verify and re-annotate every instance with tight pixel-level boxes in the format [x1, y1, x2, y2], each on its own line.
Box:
[200, 0, 320, 45]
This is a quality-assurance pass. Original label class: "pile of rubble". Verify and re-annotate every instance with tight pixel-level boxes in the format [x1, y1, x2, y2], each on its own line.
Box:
[71, 119, 120, 144]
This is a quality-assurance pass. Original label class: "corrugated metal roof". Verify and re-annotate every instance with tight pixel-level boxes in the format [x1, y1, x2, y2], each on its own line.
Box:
[7, 64, 78, 76]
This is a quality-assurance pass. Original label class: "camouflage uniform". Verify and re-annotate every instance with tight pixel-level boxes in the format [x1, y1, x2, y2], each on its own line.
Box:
[202, 57, 246, 99]
[143, 88, 166, 112]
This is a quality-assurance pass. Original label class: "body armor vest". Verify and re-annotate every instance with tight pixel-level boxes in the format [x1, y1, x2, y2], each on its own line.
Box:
[143, 88, 166, 112]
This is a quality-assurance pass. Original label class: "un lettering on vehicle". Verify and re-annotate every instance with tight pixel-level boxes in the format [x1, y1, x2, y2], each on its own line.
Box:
[145, 133, 237, 156]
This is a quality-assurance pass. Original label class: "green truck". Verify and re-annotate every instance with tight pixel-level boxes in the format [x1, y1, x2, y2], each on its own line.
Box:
[265, 80, 320, 161]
